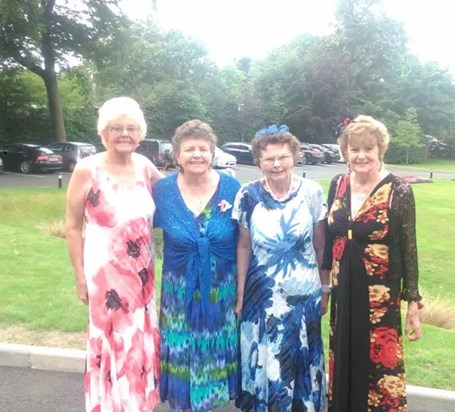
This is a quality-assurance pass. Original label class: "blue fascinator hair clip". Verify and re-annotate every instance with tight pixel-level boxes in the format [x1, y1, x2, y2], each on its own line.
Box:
[255, 124, 289, 137]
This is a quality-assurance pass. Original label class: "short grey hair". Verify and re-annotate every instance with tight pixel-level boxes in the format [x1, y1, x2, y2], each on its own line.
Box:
[172, 119, 217, 155]
[251, 131, 301, 165]
[97, 97, 147, 142]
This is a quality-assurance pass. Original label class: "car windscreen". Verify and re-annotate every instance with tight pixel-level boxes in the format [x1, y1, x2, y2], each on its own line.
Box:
[38, 147, 55, 154]
[80, 145, 96, 154]
[160, 143, 172, 153]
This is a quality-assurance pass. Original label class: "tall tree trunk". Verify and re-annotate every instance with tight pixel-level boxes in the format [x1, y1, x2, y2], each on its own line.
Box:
[42, 0, 66, 142]
[43, 73, 66, 142]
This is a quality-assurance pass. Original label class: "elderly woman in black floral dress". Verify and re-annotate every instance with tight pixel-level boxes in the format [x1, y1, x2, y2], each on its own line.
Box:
[322, 115, 423, 412]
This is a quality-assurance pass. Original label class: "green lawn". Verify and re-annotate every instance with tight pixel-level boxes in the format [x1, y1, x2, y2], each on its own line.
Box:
[0, 179, 454, 390]
[389, 158, 455, 172]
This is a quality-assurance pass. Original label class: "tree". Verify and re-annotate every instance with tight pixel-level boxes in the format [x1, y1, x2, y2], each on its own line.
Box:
[0, 0, 127, 141]
[393, 107, 423, 164]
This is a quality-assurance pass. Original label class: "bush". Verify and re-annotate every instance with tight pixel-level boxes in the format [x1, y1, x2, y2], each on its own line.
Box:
[42, 219, 66, 239]
[420, 294, 455, 330]
[384, 141, 427, 164]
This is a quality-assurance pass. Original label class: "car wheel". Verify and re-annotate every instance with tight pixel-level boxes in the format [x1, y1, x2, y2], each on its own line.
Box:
[68, 160, 77, 172]
[20, 160, 32, 174]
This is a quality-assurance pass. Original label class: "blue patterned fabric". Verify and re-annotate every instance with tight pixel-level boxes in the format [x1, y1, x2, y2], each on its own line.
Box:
[153, 171, 240, 412]
[154, 172, 238, 323]
[232, 178, 328, 412]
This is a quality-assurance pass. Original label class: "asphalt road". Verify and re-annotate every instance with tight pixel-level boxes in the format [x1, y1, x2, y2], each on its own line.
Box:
[0, 162, 451, 190]
[1, 366, 453, 412]
[0, 366, 84, 412]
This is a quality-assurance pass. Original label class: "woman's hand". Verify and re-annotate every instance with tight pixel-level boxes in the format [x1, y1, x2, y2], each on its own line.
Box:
[76, 276, 89, 305]
[405, 301, 421, 341]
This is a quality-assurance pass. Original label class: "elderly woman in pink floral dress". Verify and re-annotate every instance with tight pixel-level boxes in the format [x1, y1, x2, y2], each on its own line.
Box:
[66, 97, 162, 412]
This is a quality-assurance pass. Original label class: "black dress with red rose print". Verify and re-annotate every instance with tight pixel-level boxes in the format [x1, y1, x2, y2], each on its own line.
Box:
[322, 173, 422, 412]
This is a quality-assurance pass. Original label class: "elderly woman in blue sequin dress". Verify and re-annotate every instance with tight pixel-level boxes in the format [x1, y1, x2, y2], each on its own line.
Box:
[232, 125, 330, 412]
[153, 120, 240, 412]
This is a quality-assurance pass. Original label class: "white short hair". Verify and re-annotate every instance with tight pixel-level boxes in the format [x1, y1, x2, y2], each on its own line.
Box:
[97, 97, 147, 139]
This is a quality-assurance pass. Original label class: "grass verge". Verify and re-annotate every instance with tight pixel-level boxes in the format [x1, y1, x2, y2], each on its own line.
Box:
[0, 180, 454, 390]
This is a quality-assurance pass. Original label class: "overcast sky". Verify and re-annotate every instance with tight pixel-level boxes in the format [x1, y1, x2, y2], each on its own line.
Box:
[120, 0, 455, 76]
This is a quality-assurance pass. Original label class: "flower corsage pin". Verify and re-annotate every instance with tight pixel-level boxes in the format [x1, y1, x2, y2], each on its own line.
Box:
[218, 199, 232, 213]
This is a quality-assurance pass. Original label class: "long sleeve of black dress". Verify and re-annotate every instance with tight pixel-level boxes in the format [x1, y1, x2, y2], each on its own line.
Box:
[388, 177, 423, 302]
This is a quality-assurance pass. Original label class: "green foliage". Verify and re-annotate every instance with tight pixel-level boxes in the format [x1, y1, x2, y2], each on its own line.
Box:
[1, 0, 455, 150]
[0, 68, 97, 144]
[0, 0, 130, 142]
[389, 108, 425, 164]
[385, 142, 427, 164]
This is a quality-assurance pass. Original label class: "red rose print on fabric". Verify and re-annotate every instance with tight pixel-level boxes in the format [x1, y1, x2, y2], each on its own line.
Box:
[338, 175, 349, 198]
[333, 237, 347, 260]
[379, 396, 402, 411]
[370, 327, 399, 369]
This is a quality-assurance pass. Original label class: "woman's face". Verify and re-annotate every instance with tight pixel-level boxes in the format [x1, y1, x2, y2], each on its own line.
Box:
[347, 139, 380, 175]
[175, 137, 213, 175]
[259, 143, 294, 184]
[103, 115, 141, 154]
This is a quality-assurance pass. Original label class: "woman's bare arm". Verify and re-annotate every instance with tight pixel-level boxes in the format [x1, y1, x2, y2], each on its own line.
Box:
[235, 225, 252, 317]
[314, 219, 330, 315]
[66, 164, 90, 304]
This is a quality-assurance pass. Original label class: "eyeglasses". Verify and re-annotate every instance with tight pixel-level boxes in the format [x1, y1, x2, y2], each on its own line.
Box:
[260, 155, 293, 166]
[109, 126, 139, 135]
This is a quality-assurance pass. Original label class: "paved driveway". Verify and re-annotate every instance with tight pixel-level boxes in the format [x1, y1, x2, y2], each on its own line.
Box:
[1, 163, 452, 190]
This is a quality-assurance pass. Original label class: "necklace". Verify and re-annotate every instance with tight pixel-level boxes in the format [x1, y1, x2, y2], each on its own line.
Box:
[183, 185, 206, 215]
[178, 173, 215, 215]
[264, 176, 292, 200]
[353, 192, 369, 202]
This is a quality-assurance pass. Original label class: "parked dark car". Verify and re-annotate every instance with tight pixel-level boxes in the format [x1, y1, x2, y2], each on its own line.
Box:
[310, 143, 340, 164]
[135, 139, 174, 169]
[47, 141, 96, 172]
[0, 143, 63, 174]
[300, 143, 324, 165]
[220, 142, 255, 165]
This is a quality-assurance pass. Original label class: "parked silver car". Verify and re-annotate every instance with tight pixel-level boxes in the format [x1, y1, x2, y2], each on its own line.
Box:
[47, 141, 96, 172]
[213, 147, 237, 168]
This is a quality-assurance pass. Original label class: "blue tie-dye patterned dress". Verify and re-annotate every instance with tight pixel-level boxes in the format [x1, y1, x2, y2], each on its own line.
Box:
[153, 171, 240, 412]
[232, 178, 327, 412]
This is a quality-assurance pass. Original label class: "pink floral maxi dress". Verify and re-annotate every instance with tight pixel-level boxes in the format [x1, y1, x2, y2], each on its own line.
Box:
[82, 155, 160, 412]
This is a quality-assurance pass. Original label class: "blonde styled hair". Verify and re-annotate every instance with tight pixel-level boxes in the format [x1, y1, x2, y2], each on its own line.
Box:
[97, 97, 147, 146]
[338, 115, 390, 161]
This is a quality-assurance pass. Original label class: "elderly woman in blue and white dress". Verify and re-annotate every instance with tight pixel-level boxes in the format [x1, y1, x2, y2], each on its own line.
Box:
[232, 125, 330, 412]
